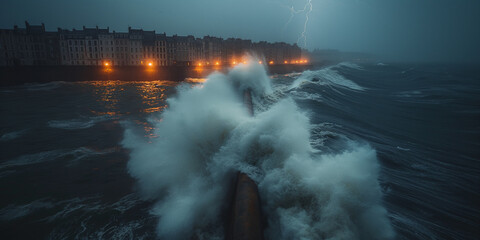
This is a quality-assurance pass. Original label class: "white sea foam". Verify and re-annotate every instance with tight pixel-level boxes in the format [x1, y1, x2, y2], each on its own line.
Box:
[290, 63, 365, 91]
[0, 150, 67, 170]
[395, 90, 423, 98]
[289, 90, 323, 102]
[0, 199, 54, 221]
[396, 146, 411, 151]
[309, 123, 343, 151]
[0, 147, 111, 171]
[25, 81, 65, 91]
[122, 57, 393, 239]
[48, 115, 113, 130]
[337, 62, 364, 70]
[0, 129, 28, 141]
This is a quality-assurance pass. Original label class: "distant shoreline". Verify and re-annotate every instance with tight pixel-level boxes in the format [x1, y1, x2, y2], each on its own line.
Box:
[0, 64, 315, 87]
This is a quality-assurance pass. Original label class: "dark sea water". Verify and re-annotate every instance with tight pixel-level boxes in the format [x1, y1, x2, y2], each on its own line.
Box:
[0, 62, 479, 239]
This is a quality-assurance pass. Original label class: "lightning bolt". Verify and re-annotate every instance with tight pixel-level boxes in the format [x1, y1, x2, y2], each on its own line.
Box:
[297, 0, 312, 48]
[283, 4, 304, 32]
[281, 0, 313, 48]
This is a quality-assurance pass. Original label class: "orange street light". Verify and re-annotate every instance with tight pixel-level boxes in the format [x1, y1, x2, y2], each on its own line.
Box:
[258, 61, 263, 64]
[148, 62, 153, 66]
[269, 61, 274, 65]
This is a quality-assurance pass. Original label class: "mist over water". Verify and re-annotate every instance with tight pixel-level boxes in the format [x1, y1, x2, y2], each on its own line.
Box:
[122, 59, 394, 239]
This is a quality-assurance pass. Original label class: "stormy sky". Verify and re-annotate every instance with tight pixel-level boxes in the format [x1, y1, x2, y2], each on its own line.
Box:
[1, 0, 479, 63]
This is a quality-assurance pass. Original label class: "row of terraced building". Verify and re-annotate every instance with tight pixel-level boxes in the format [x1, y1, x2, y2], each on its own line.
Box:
[0, 22, 303, 67]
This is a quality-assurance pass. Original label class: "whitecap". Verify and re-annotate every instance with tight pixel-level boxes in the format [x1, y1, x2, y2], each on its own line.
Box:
[396, 146, 411, 151]
[336, 61, 364, 70]
[25, 81, 65, 91]
[289, 90, 323, 102]
[0, 149, 67, 169]
[0, 147, 112, 170]
[48, 115, 113, 130]
[0, 199, 54, 221]
[290, 67, 365, 91]
[0, 129, 28, 141]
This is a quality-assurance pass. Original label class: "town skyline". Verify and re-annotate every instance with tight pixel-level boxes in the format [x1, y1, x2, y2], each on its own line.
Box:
[2, 0, 479, 63]
[0, 21, 306, 67]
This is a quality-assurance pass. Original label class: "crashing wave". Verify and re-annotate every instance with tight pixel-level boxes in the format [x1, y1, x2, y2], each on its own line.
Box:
[122, 57, 393, 239]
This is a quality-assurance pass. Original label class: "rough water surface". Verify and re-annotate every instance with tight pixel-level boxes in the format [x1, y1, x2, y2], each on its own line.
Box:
[1, 62, 479, 240]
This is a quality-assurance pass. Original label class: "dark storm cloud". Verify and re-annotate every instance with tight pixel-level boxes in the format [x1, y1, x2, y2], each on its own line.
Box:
[1, 0, 479, 62]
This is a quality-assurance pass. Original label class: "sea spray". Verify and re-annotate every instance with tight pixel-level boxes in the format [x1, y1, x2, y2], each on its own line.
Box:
[122, 59, 394, 239]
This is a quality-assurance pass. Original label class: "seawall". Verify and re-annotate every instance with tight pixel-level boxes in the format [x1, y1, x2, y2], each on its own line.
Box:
[0, 64, 313, 86]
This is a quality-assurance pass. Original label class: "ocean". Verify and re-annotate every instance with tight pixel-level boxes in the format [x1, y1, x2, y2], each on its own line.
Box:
[1, 61, 479, 239]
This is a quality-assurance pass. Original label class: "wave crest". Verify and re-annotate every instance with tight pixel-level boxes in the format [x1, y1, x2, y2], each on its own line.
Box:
[290, 63, 365, 91]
